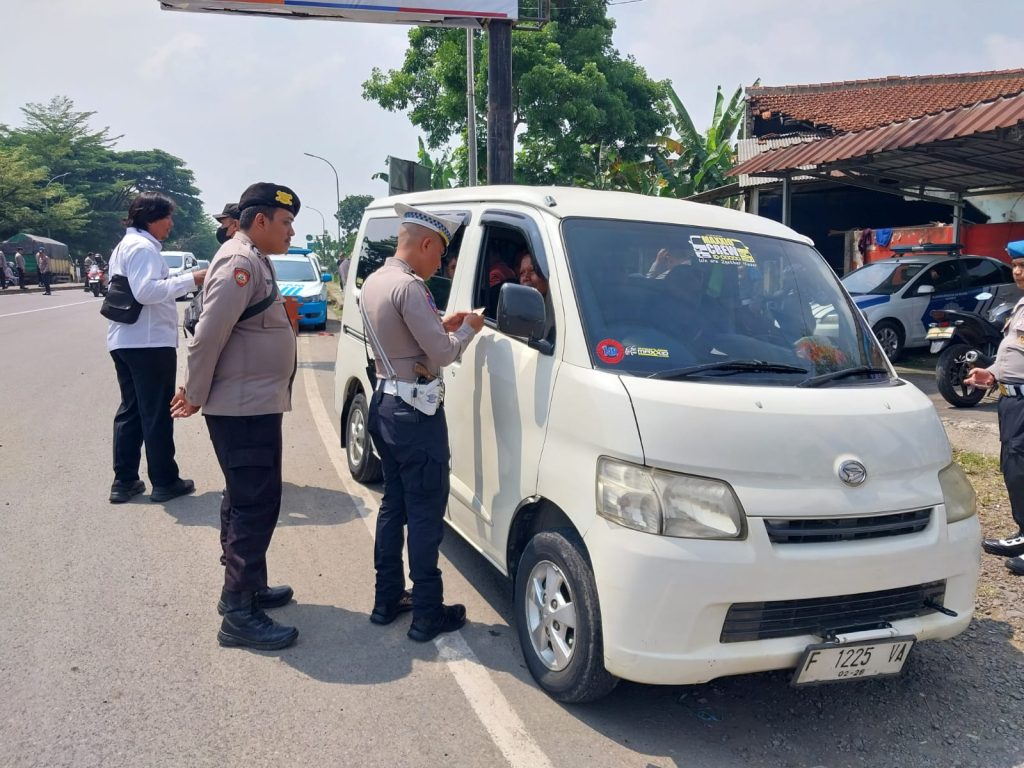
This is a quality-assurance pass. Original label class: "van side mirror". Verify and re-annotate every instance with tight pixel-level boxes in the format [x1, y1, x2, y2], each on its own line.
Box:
[496, 283, 551, 353]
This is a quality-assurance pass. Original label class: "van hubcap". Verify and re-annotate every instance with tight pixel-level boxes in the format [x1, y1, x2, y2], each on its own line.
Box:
[524, 560, 577, 672]
[348, 408, 367, 466]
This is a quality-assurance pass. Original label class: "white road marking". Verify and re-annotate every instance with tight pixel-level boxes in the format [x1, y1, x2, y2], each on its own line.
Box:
[0, 298, 97, 318]
[300, 349, 554, 768]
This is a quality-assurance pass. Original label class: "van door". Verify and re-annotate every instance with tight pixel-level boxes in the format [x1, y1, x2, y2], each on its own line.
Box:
[442, 210, 560, 569]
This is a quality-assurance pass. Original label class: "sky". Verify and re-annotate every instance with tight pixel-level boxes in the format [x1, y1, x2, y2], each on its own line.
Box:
[2, 0, 1023, 244]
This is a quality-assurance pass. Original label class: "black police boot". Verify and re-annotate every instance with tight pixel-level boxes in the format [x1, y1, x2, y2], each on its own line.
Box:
[982, 532, 1024, 557]
[109, 480, 146, 504]
[217, 590, 298, 650]
[216, 585, 294, 615]
[407, 603, 466, 642]
[370, 590, 413, 625]
[150, 478, 195, 503]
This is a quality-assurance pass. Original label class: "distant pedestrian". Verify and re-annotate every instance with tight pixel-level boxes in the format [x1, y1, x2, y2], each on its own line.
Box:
[106, 191, 206, 504]
[14, 248, 27, 290]
[36, 247, 52, 295]
[338, 254, 351, 287]
[83, 253, 95, 291]
[0, 251, 7, 291]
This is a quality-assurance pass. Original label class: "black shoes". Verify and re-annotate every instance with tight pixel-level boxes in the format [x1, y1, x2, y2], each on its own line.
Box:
[1006, 555, 1024, 576]
[217, 590, 298, 650]
[982, 532, 1024, 557]
[109, 480, 146, 504]
[407, 604, 466, 642]
[370, 590, 414, 625]
[150, 478, 195, 503]
[217, 585, 293, 615]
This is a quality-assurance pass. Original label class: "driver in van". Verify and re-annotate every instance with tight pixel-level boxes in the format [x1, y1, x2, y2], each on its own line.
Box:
[964, 240, 1024, 575]
[518, 250, 554, 340]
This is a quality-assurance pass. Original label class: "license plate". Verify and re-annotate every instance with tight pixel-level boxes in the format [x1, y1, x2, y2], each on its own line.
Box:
[792, 636, 915, 686]
[925, 328, 953, 341]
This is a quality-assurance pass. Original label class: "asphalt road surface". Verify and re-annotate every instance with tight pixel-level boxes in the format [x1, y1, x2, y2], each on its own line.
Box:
[1, 290, 1021, 768]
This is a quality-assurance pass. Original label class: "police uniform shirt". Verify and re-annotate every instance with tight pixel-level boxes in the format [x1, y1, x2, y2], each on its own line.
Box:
[15, 252, 25, 270]
[184, 231, 295, 416]
[361, 256, 476, 381]
[988, 296, 1024, 384]
[37, 252, 50, 273]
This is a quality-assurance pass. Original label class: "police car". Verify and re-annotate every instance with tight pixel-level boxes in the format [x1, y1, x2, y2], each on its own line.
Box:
[841, 250, 1020, 360]
[269, 247, 331, 330]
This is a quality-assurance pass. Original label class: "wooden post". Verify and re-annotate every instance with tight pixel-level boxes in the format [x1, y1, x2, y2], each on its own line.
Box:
[487, 19, 514, 185]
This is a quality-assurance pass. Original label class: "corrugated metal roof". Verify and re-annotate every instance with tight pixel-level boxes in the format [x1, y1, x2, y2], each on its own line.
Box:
[730, 92, 1024, 192]
[735, 135, 819, 186]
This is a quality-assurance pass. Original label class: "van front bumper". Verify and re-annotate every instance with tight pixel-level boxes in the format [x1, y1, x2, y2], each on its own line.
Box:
[584, 510, 980, 685]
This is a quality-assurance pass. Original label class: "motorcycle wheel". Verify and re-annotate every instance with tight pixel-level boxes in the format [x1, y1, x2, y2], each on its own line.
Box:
[91, 284, 100, 297]
[936, 343, 987, 408]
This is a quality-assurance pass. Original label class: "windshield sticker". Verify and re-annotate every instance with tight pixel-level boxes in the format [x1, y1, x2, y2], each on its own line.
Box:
[795, 335, 848, 373]
[624, 345, 670, 359]
[596, 339, 625, 365]
[688, 235, 756, 266]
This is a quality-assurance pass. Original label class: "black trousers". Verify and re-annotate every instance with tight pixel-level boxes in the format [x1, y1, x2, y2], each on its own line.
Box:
[206, 413, 283, 592]
[367, 389, 450, 620]
[0, 267, 6, 290]
[39, 271, 51, 294]
[16, 267, 26, 289]
[998, 394, 1024, 534]
[110, 347, 181, 488]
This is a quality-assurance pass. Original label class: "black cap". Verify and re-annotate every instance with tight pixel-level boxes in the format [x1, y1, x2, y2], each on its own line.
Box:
[237, 183, 300, 216]
[213, 203, 241, 221]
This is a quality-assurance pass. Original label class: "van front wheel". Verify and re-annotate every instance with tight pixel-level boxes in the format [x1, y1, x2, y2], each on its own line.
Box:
[515, 530, 618, 703]
[345, 392, 382, 483]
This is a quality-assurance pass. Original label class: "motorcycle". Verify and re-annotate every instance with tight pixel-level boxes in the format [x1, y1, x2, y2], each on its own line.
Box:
[88, 264, 108, 297]
[926, 292, 1012, 407]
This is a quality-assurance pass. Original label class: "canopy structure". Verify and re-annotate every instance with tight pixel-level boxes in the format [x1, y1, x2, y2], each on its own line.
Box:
[730, 92, 1024, 204]
[158, 0, 519, 28]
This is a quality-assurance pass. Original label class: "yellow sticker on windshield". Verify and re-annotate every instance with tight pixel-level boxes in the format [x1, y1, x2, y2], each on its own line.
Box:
[689, 234, 756, 266]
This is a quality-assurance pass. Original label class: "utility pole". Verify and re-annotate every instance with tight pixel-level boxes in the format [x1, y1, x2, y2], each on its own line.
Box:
[487, 20, 514, 185]
[466, 28, 478, 187]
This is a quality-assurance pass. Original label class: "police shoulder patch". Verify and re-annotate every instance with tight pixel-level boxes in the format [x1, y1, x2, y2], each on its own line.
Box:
[234, 267, 250, 287]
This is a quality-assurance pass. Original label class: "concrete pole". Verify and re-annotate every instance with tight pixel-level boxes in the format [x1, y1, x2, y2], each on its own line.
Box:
[487, 20, 514, 185]
[466, 28, 478, 187]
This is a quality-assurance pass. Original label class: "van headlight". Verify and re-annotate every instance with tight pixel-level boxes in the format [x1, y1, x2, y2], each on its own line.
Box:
[596, 457, 746, 539]
[939, 462, 977, 523]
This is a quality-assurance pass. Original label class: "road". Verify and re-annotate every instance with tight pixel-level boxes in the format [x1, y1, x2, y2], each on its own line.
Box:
[1, 290, 1022, 768]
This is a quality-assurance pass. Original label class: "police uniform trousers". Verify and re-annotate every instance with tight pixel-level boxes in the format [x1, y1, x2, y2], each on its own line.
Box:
[205, 413, 283, 592]
[998, 392, 1024, 534]
[367, 388, 449, 619]
[110, 347, 181, 488]
[16, 267, 26, 289]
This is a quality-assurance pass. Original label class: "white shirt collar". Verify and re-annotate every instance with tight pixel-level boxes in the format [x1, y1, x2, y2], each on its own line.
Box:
[127, 227, 163, 250]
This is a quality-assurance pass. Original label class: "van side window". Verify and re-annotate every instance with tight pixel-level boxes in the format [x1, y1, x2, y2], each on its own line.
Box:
[475, 224, 528, 320]
[353, 215, 467, 312]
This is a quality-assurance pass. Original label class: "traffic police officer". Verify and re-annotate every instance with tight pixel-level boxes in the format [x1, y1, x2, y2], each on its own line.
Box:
[213, 202, 241, 244]
[171, 182, 301, 649]
[361, 202, 484, 641]
[966, 239, 1024, 576]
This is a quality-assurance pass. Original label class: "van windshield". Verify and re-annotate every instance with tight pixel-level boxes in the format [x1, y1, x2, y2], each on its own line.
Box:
[562, 218, 890, 385]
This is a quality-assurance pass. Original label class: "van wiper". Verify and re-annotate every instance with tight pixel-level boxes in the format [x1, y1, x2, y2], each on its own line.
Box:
[647, 360, 808, 380]
[798, 366, 890, 388]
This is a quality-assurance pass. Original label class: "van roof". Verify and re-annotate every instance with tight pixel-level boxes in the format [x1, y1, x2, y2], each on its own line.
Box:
[370, 185, 812, 245]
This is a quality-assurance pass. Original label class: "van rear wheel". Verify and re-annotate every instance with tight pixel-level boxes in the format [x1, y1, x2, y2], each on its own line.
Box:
[345, 392, 381, 483]
[514, 530, 618, 703]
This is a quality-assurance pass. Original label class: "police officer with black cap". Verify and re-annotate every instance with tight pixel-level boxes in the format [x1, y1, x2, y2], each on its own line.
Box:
[966, 239, 1024, 576]
[213, 203, 241, 244]
[361, 202, 484, 641]
[172, 182, 301, 650]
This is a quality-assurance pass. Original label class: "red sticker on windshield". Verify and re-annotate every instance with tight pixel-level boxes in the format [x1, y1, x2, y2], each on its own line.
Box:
[596, 338, 625, 365]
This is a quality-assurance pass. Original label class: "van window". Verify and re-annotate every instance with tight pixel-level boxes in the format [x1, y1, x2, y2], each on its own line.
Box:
[354, 215, 467, 311]
[562, 218, 889, 384]
[473, 223, 543, 323]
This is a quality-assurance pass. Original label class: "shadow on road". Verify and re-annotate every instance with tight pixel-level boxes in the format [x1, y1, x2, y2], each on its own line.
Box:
[157, 484, 368, 530]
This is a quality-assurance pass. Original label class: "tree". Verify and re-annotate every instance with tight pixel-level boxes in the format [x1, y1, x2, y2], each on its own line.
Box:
[362, 0, 667, 187]
[0, 145, 88, 238]
[336, 194, 374, 237]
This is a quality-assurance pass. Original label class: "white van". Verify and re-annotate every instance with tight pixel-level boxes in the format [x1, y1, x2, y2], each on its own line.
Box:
[334, 186, 980, 702]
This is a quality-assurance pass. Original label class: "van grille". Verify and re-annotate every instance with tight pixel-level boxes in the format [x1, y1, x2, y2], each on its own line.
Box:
[720, 580, 946, 643]
[764, 508, 932, 544]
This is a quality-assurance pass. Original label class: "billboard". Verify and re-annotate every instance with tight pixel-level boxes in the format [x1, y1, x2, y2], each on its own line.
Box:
[159, 0, 518, 27]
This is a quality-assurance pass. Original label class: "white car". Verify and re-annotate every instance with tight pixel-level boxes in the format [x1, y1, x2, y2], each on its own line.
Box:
[161, 250, 199, 298]
[334, 186, 979, 702]
[269, 251, 331, 331]
[842, 254, 1021, 360]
